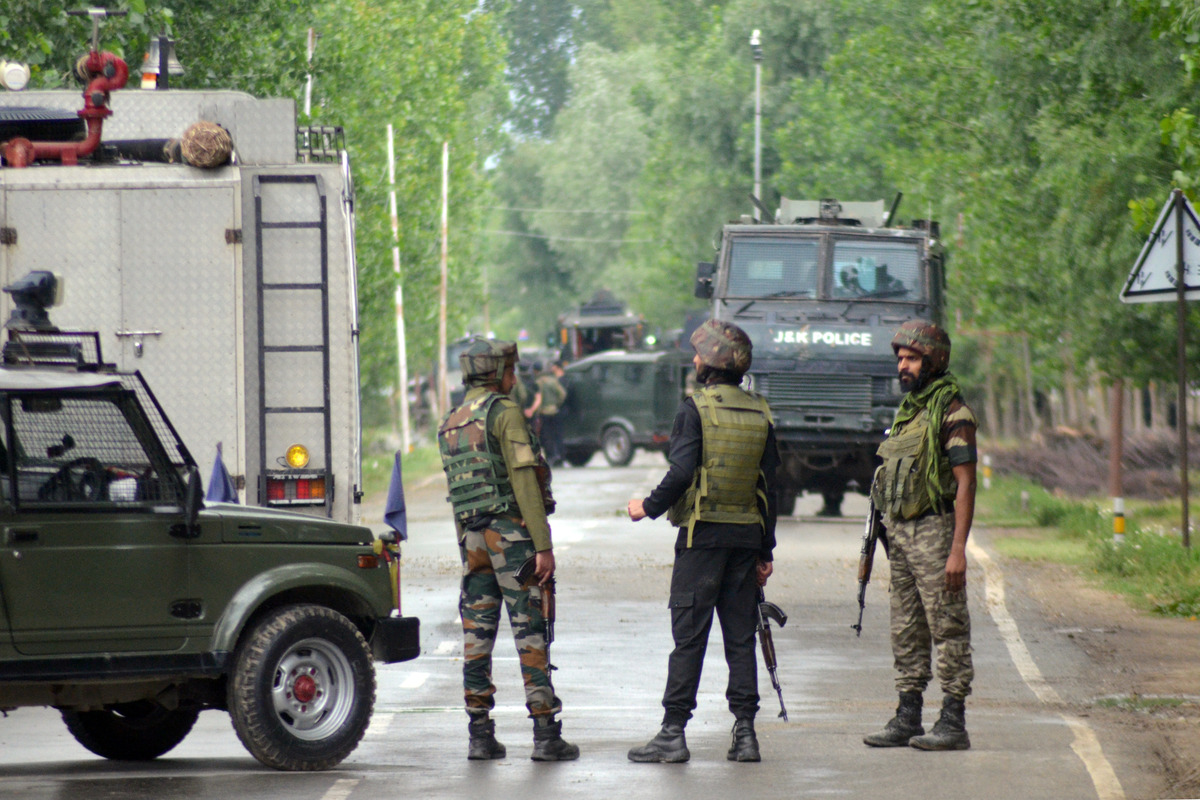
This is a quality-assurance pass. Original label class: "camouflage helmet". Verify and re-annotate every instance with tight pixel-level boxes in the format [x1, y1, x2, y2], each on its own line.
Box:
[690, 318, 752, 375]
[891, 320, 951, 374]
[459, 337, 515, 386]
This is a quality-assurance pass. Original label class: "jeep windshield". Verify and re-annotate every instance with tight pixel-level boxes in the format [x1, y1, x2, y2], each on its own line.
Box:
[724, 236, 925, 302]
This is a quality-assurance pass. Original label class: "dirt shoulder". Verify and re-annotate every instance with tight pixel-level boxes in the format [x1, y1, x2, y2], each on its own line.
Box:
[986, 532, 1200, 799]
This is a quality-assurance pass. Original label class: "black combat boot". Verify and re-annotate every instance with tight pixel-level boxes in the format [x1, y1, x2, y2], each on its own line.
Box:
[863, 691, 924, 747]
[467, 717, 506, 760]
[727, 718, 761, 762]
[531, 717, 580, 761]
[910, 695, 970, 751]
[628, 722, 690, 763]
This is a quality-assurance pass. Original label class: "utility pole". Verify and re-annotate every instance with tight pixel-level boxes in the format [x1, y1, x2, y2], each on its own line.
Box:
[387, 125, 411, 453]
[436, 141, 450, 420]
[750, 29, 763, 221]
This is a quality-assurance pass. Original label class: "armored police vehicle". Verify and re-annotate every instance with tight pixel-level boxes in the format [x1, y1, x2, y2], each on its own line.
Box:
[694, 197, 945, 515]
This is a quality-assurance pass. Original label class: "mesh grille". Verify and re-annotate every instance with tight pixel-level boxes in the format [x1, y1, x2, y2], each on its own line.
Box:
[758, 373, 872, 412]
[6, 387, 187, 508]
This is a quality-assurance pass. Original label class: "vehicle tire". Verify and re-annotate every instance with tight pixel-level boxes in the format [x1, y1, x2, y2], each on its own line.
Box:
[564, 448, 593, 467]
[61, 701, 199, 761]
[777, 490, 798, 517]
[228, 604, 375, 771]
[601, 426, 634, 467]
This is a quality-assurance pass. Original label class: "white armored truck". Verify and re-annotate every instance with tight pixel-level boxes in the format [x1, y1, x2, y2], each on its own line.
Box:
[0, 84, 364, 523]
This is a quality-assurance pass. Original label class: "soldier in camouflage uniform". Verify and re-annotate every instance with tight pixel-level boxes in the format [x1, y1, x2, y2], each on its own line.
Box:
[438, 338, 579, 762]
[627, 319, 780, 764]
[864, 320, 977, 751]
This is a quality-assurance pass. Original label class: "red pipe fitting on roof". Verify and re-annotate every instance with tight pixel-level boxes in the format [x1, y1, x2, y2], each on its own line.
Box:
[2, 51, 128, 168]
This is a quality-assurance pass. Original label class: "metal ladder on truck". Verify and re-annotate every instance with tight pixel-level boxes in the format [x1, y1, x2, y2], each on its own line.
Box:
[254, 173, 334, 517]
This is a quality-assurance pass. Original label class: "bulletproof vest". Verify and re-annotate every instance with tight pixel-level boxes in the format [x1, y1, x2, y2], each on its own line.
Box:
[667, 384, 772, 546]
[438, 392, 517, 524]
[871, 405, 955, 520]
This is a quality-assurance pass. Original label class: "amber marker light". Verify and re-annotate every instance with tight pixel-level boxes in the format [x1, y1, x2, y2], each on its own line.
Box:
[285, 444, 310, 469]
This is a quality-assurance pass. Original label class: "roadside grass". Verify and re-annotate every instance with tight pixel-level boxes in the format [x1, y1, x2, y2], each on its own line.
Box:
[976, 476, 1200, 619]
[360, 429, 443, 501]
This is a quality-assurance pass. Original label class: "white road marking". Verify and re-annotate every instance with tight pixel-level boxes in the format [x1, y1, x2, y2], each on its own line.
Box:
[320, 778, 359, 800]
[970, 540, 1125, 800]
[434, 640, 458, 655]
[363, 713, 393, 738]
[400, 672, 429, 690]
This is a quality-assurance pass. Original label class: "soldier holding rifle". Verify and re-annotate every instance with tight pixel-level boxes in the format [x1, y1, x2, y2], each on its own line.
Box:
[626, 319, 781, 763]
[863, 320, 978, 751]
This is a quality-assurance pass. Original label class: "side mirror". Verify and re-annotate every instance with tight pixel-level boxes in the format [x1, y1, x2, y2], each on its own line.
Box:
[694, 262, 715, 299]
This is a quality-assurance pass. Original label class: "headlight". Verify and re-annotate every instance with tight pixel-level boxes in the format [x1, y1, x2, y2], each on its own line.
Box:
[285, 443, 310, 469]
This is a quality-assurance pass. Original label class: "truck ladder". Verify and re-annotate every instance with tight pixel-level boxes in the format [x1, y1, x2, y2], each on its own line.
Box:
[254, 174, 334, 517]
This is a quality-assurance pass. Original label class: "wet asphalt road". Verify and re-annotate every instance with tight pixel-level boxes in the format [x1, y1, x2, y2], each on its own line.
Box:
[0, 451, 1159, 799]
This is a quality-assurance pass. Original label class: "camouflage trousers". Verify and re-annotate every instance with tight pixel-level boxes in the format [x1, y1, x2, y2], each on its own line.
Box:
[458, 515, 561, 721]
[885, 511, 974, 698]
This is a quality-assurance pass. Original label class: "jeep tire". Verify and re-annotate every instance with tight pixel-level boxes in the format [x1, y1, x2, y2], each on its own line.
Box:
[601, 425, 634, 467]
[62, 701, 199, 760]
[229, 604, 375, 771]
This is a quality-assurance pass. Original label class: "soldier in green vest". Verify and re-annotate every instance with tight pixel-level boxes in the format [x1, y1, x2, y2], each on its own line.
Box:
[626, 319, 780, 763]
[864, 320, 978, 751]
[437, 337, 579, 762]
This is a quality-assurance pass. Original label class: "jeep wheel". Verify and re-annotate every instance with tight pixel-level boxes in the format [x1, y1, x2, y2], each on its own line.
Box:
[601, 426, 634, 467]
[229, 604, 375, 771]
[62, 701, 199, 760]
[564, 447, 593, 467]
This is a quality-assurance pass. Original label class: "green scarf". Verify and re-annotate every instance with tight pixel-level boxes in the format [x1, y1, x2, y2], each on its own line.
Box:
[893, 371, 961, 513]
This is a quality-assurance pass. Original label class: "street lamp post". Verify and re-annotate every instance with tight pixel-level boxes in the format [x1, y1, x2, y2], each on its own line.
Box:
[751, 29, 763, 221]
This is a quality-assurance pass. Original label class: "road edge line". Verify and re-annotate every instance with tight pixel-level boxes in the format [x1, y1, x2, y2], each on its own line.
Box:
[968, 539, 1125, 800]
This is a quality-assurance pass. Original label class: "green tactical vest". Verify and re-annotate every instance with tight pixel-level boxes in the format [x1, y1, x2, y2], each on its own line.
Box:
[667, 384, 772, 547]
[871, 405, 956, 520]
[438, 391, 517, 523]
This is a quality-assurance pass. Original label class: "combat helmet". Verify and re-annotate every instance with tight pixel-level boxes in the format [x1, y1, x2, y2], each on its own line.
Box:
[891, 320, 951, 374]
[690, 318, 753, 375]
[459, 337, 516, 387]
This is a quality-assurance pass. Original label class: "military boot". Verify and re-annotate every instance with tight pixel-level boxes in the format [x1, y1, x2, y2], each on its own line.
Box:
[727, 718, 761, 762]
[467, 717, 506, 760]
[531, 717, 580, 761]
[628, 722, 690, 763]
[863, 691, 924, 747]
[910, 695, 970, 751]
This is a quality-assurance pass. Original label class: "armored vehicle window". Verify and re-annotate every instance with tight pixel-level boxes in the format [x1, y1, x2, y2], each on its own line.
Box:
[727, 240, 820, 298]
[6, 391, 182, 508]
[831, 240, 923, 300]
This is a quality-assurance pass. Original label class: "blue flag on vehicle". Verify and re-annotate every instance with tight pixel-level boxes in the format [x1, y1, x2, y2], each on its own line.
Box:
[383, 451, 408, 540]
[206, 442, 238, 504]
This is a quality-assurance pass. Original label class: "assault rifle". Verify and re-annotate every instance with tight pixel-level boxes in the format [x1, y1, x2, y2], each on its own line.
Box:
[757, 588, 788, 721]
[852, 499, 888, 636]
[516, 556, 557, 671]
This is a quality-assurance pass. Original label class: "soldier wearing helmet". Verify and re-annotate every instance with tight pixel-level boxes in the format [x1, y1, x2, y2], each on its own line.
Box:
[864, 320, 978, 751]
[626, 318, 781, 764]
[437, 337, 579, 762]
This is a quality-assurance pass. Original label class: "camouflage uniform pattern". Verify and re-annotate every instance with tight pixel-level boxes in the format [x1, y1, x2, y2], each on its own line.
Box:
[459, 515, 561, 720]
[884, 510, 974, 698]
[691, 318, 753, 373]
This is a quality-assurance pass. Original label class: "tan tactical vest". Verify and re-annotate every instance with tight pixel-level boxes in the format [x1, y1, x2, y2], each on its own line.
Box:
[438, 392, 517, 523]
[667, 384, 772, 546]
[871, 406, 955, 520]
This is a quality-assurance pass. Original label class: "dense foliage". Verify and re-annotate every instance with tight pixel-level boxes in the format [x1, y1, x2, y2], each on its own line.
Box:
[7, 1, 1200, 432]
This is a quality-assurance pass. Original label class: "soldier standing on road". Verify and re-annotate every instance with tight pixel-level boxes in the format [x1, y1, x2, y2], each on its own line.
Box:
[437, 338, 580, 762]
[864, 320, 977, 751]
[626, 319, 780, 763]
[526, 361, 568, 467]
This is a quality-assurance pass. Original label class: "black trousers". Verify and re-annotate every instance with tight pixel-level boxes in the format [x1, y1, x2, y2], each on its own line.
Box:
[661, 546, 760, 726]
[539, 413, 564, 464]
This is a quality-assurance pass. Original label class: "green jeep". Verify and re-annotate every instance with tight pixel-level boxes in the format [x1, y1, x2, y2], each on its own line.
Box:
[0, 331, 419, 771]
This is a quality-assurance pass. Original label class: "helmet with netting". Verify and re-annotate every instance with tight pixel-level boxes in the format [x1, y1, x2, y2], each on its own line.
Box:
[459, 338, 514, 386]
[690, 318, 752, 375]
[891, 320, 951, 374]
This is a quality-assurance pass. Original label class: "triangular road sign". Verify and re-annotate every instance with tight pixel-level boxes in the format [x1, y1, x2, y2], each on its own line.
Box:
[1121, 192, 1200, 303]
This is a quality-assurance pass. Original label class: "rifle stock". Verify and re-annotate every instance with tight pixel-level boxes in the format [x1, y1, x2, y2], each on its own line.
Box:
[853, 500, 887, 636]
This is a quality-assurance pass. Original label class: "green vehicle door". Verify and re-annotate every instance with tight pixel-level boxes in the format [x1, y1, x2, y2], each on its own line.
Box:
[0, 388, 191, 656]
